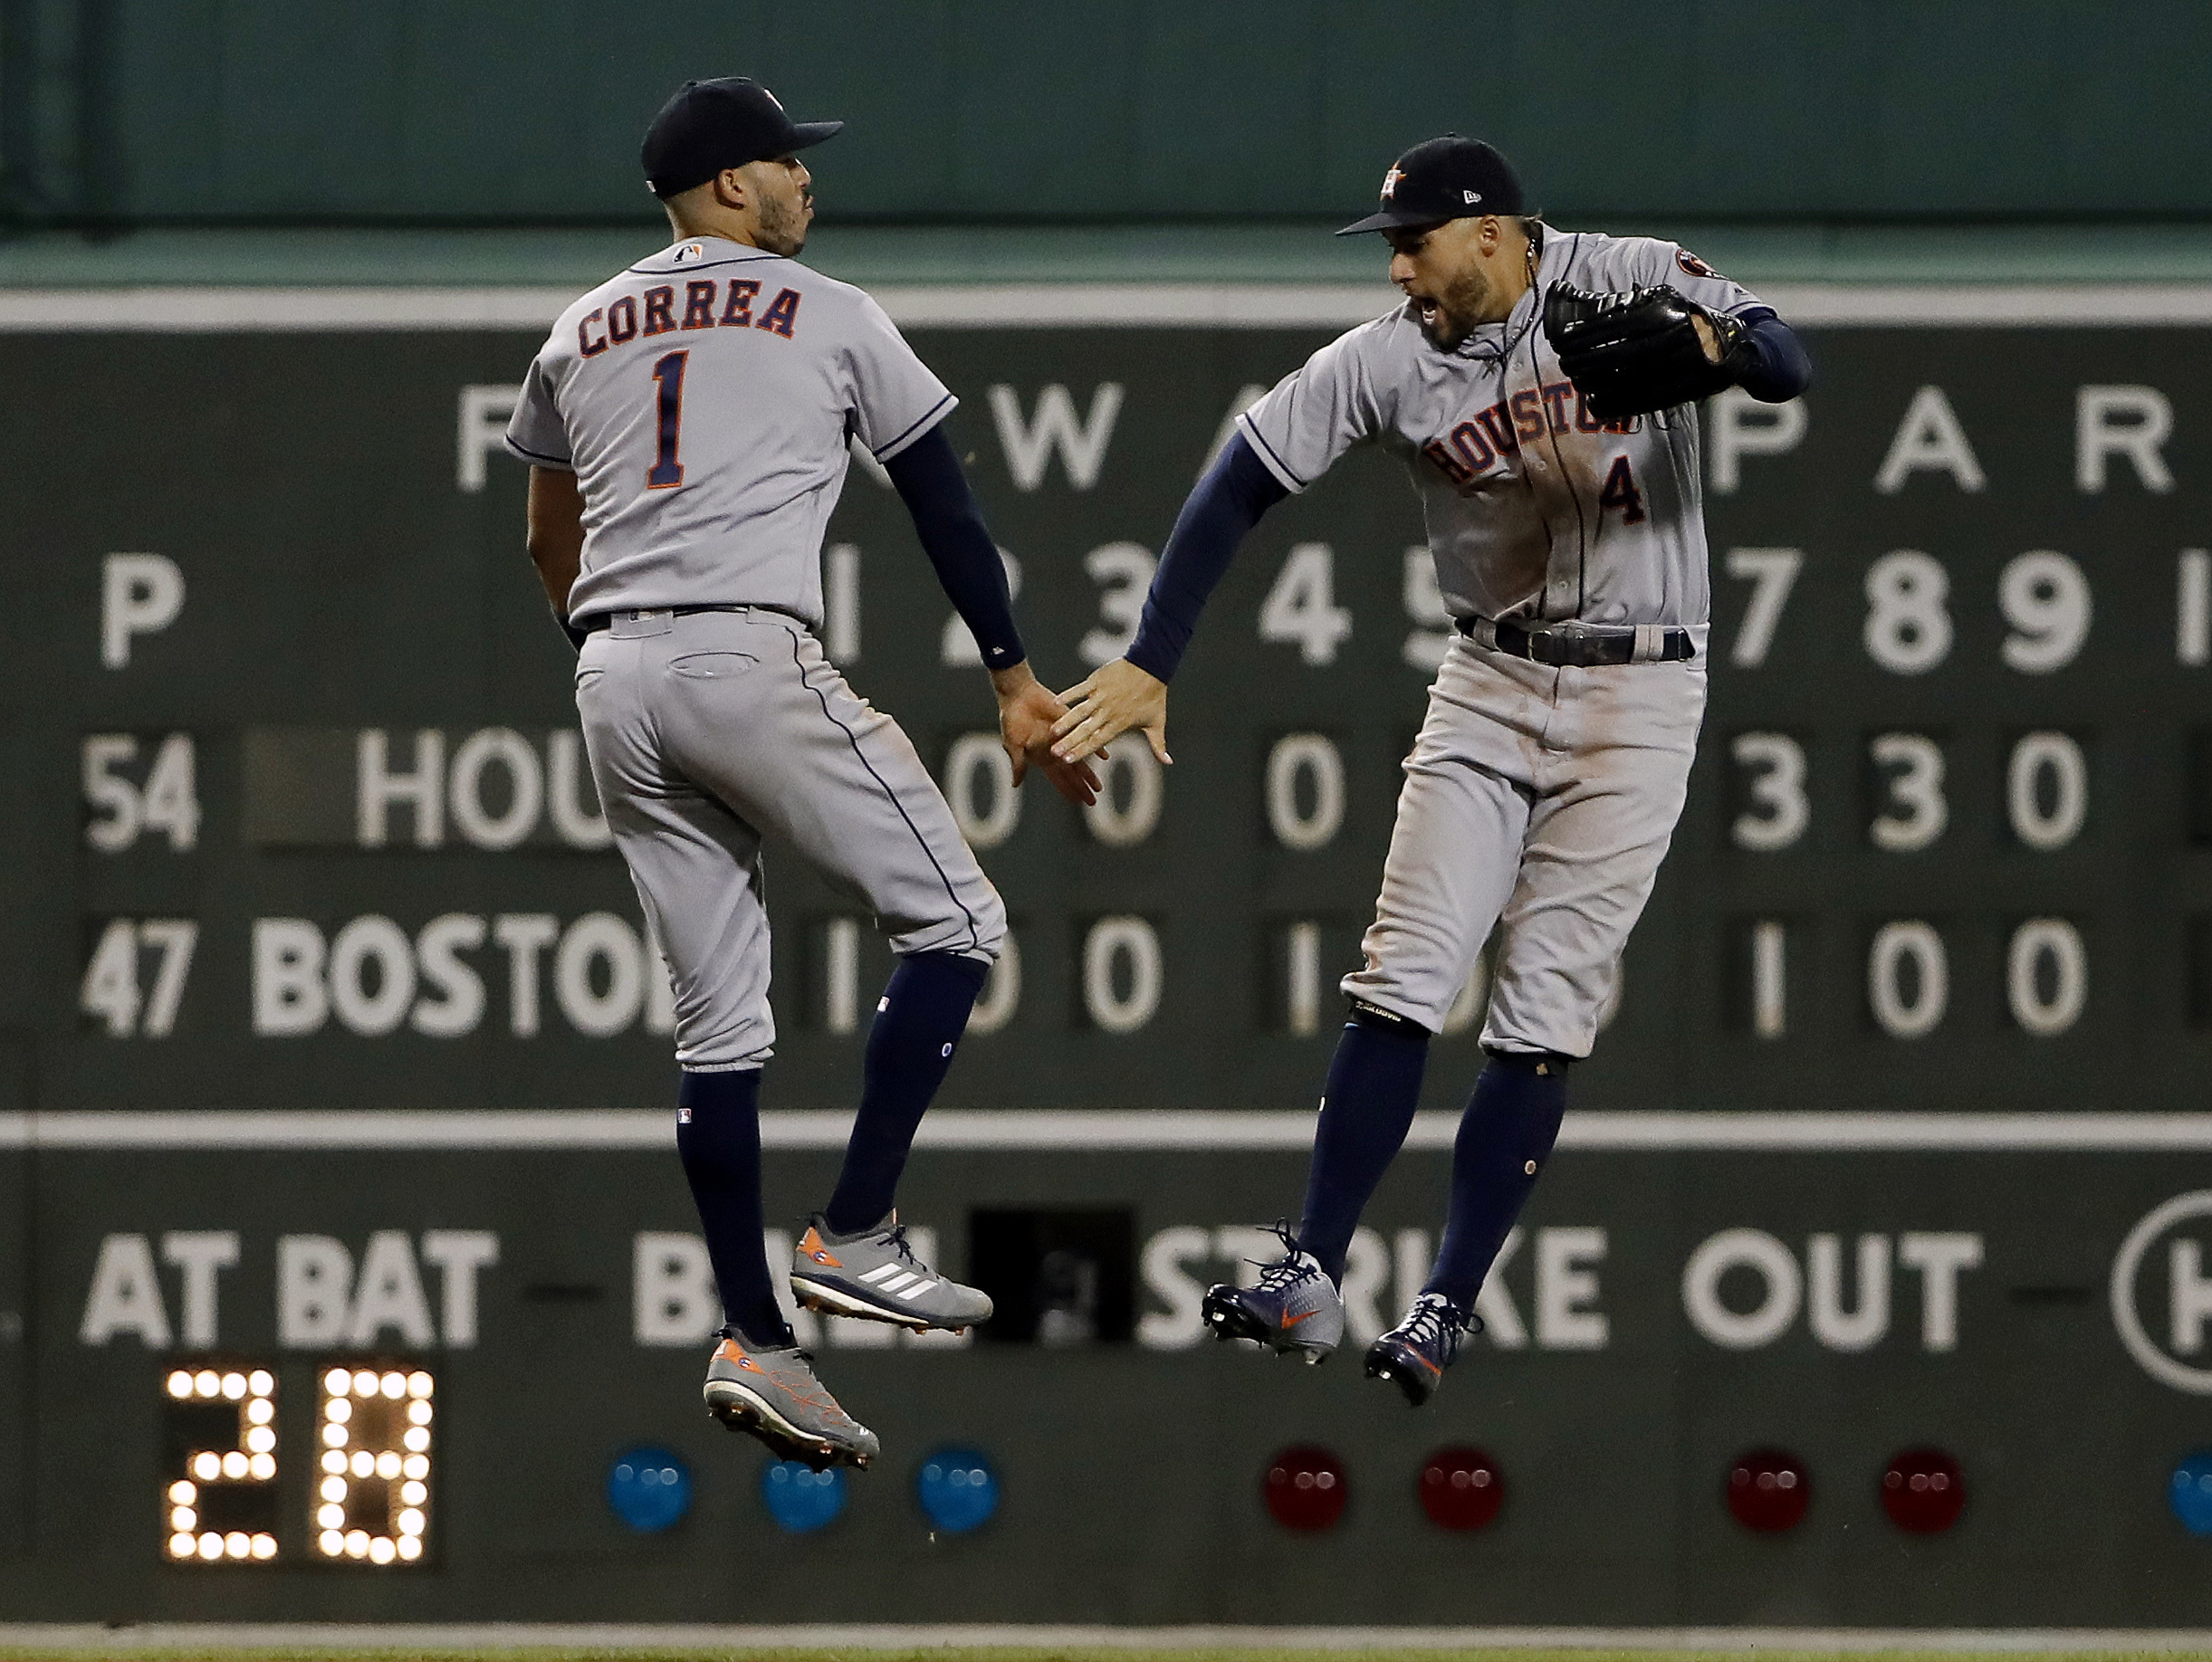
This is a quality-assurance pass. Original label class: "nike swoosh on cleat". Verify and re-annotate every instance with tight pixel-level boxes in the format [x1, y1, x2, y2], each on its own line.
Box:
[1279, 1307, 1320, 1328]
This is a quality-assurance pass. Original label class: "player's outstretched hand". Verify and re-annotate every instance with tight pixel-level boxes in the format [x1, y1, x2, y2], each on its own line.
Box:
[991, 662, 1102, 807]
[1051, 657, 1171, 767]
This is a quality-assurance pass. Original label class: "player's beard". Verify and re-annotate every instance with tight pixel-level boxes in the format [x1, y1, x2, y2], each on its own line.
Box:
[1419, 264, 1494, 349]
[755, 189, 811, 258]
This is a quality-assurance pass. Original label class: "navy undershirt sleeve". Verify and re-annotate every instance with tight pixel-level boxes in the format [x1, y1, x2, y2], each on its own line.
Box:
[1729, 307, 1813, 404]
[883, 425, 1025, 673]
[1125, 433, 1290, 683]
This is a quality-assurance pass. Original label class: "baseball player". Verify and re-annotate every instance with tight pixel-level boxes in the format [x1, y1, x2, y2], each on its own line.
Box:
[504, 77, 1097, 1467]
[1051, 136, 1809, 1404]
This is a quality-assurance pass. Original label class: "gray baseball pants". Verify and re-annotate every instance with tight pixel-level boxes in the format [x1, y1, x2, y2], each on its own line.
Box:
[1342, 631, 1707, 1057]
[575, 607, 1005, 1070]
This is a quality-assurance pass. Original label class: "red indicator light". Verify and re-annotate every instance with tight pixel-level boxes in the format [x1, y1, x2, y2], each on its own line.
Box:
[1419, 1446, 1504, 1531]
[1725, 1448, 1809, 1533]
[1881, 1447, 1965, 1533]
[1263, 1445, 1346, 1532]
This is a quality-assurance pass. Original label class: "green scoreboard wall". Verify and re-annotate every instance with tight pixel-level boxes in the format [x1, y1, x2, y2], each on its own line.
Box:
[5, 291, 2212, 1624]
[7, 302, 2209, 1116]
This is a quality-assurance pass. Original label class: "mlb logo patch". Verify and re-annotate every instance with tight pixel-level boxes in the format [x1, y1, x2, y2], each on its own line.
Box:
[676, 1104, 692, 1123]
[674, 242, 705, 264]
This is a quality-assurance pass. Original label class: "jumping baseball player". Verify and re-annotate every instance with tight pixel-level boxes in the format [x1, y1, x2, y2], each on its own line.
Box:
[505, 77, 1097, 1467]
[1051, 136, 1809, 1404]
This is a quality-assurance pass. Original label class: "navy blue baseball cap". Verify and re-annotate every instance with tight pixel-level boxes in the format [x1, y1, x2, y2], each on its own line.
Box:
[641, 78, 843, 198]
[1336, 135, 1526, 234]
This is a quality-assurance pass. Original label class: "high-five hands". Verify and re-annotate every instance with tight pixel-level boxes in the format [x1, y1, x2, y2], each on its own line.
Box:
[1050, 657, 1171, 767]
[991, 662, 1103, 807]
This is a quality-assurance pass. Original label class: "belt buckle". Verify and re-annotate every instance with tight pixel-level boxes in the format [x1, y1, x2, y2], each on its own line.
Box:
[1525, 622, 1594, 667]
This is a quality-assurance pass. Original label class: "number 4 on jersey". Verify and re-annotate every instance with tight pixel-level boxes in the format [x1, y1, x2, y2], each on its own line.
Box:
[1598, 455, 1645, 524]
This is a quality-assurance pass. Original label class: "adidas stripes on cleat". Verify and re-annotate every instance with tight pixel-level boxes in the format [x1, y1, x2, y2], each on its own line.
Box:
[1365, 1291, 1475, 1407]
[789, 1212, 993, 1333]
[1199, 1223, 1345, 1361]
[702, 1332, 879, 1469]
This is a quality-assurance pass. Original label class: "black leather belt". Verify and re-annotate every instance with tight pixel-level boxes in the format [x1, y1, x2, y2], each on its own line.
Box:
[580, 605, 756, 635]
[1457, 616, 1697, 666]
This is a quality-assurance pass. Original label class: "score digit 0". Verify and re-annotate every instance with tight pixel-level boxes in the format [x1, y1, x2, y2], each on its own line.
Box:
[163, 1364, 280, 1563]
[317, 1365, 436, 1564]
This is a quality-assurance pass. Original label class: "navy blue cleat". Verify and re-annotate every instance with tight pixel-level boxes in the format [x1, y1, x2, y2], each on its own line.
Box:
[1200, 1224, 1345, 1363]
[1365, 1291, 1476, 1406]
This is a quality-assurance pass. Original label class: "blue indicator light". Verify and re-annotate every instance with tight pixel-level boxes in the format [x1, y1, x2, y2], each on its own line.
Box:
[914, 1447, 998, 1533]
[761, 1458, 847, 1533]
[606, 1447, 692, 1533]
[2170, 1451, 2212, 1535]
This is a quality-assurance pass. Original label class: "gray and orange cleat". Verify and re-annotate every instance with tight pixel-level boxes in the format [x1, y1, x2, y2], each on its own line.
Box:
[789, 1212, 993, 1333]
[1200, 1224, 1345, 1362]
[1365, 1291, 1475, 1407]
[702, 1330, 879, 1469]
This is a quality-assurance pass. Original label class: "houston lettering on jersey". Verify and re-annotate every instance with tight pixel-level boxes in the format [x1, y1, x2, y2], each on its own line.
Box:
[1421, 378, 1640, 489]
[577, 280, 803, 358]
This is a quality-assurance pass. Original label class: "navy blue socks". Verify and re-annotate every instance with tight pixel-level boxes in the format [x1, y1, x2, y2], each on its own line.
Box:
[675, 951, 990, 1342]
[1296, 1006, 1432, 1283]
[1425, 1049, 1571, 1309]
[823, 950, 990, 1237]
[675, 1066, 790, 1348]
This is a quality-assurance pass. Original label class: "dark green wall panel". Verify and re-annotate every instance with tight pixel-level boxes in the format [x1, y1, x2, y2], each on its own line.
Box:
[9, 1, 2211, 225]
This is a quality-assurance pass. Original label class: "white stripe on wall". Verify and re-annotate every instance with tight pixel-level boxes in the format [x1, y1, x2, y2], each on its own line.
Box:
[6, 1623, 2212, 1653]
[0, 282, 2208, 332]
[5, 1109, 2212, 1153]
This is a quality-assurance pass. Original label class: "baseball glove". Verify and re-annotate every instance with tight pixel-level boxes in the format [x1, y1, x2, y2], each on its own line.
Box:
[1541, 282, 1750, 421]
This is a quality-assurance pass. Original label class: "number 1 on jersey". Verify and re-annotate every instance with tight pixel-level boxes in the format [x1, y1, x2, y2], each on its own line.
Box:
[647, 350, 688, 489]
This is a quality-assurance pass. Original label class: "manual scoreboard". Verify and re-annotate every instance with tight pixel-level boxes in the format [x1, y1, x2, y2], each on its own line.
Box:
[5, 305, 2212, 1626]
[5, 319, 2207, 1114]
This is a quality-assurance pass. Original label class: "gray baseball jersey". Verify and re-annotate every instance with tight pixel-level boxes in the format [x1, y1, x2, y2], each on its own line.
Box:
[505, 234, 955, 627]
[1238, 228, 1761, 633]
[1232, 227, 1765, 1055]
[508, 238, 1003, 1070]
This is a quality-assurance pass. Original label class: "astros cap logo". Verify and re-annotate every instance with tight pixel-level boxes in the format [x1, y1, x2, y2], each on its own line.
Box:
[1381, 166, 1405, 200]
